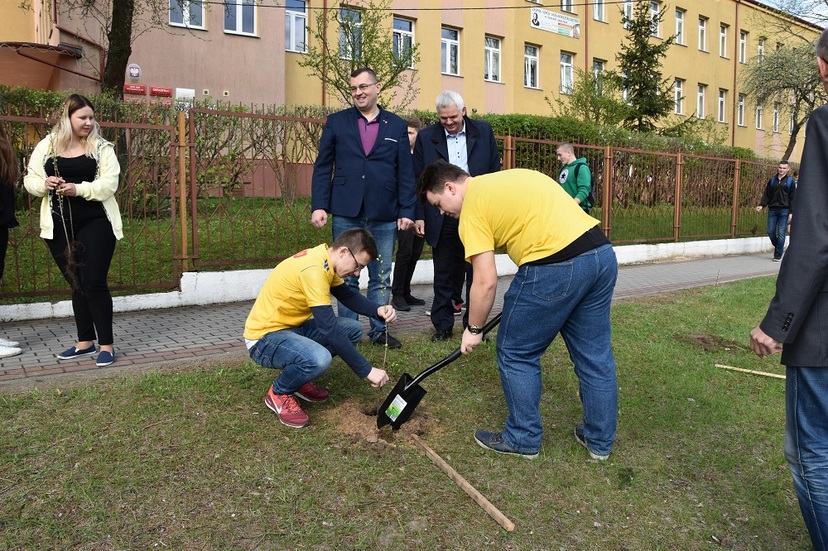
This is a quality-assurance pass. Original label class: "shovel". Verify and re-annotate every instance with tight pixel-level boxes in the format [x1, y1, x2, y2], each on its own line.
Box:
[376, 313, 502, 430]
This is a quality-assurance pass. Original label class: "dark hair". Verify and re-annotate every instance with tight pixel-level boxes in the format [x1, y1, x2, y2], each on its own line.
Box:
[417, 160, 469, 204]
[406, 117, 422, 130]
[818, 28, 828, 62]
[0, 125, 19, 187]
[332, 228, 378, 260]
[779, 160, 789, 166]
[350, 67, 377, 82]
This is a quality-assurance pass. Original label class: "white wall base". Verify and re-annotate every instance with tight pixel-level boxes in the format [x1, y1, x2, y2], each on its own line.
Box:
[0, 237, 773, 322]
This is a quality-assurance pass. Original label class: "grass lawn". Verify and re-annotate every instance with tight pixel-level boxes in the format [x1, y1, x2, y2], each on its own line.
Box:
[0, 276, 808, 549]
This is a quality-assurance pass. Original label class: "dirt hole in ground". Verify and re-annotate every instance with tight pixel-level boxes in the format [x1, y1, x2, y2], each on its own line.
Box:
[679, 333, 745, 352]
[325, 399, 433, 450]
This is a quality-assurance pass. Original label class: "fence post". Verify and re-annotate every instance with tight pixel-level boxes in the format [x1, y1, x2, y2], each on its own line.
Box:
[674, 152, 683, 242]
[602, 145, 612, 239]
[177, 111, 189, 272]
[503, 135, 514, 169]
[731, 159, 741, 238]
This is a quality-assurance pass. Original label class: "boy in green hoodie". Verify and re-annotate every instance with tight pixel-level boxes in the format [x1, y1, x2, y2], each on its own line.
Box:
[556, 142, 593, 212]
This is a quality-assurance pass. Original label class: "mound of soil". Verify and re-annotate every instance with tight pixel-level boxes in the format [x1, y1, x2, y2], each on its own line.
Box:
[327, 399, 432, 448]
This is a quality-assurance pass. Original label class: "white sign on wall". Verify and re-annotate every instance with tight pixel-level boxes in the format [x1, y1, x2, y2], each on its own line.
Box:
[530, 7, 581, 39]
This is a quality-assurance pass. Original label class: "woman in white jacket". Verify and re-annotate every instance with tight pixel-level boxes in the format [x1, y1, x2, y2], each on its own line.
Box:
[24, 94, 123, 367]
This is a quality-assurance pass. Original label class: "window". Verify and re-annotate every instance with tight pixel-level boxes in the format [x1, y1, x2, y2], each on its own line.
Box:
[756, 103, 763, 129]
[623, 0, 633, 27]
[773, 102, 780, 132]
[524, 45, 539, 88]
[560, 52, 574, 94]
[697, 84, 706, 118]
[285, 0, 307, 52]
[393, 17, 415, 68]
[650, 2, 660, 37]
[739, 31, 747, 63]
[675, 9, 685, 45]
[717, 89, 726, 122]
[561, 0, 574, 13]
[594, 0, 605, 22]
[674, 78, 684, 115]
[719, 24, 728, 57]
[698, 17, 707, 51]
[592, 58, 606, 77]
[737, 94, 746, 126]
[170, 0, 204, 28]
[484, 36, 502, 82]
[339, 7, 362, 60]
[441, 27, 460, 75]
[757, 38, 765, 60]
[224, 0, 256, 35]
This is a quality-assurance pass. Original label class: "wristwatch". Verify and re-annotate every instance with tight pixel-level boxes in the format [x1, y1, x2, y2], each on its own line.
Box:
[468, 325, 483, 335]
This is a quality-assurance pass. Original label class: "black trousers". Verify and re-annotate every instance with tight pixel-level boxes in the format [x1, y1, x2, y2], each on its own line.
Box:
[47, 209, 116, 345]
[430, 217, 471, 332]
[391, 227, 425, 298]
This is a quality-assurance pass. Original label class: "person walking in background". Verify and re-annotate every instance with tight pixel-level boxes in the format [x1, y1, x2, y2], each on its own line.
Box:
[24, 94, 122, 367]
[749, 28, 828, 550]
[556, 142, 594, 212]
[413, 90, 500, 342]
[0, 125, 22, 358]
[244, 228, 393, 428]
[756, 160, 795, 261]
[311, 67, 416, 350]
[418, 161, 618, 461]
[391, 118, 426, 312]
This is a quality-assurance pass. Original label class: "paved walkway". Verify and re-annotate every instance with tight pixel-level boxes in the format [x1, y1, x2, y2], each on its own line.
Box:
[0, 253, 780, 387]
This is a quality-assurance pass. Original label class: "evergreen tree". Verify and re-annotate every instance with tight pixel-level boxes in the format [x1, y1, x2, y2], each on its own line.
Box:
[614, 1, 676, 132]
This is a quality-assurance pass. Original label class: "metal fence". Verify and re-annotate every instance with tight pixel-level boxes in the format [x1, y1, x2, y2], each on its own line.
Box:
[1, 110, 780, 301]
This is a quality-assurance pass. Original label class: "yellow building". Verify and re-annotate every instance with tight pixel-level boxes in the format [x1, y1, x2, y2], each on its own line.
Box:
[1, 0, 821, 160]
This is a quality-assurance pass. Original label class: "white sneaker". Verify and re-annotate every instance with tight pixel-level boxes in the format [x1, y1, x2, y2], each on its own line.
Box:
[0, 345, 22, 358]
[0, 337, 19, 347]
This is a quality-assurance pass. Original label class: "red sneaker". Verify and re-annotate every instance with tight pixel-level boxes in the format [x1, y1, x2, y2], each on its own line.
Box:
[294, 381, 330, 403]
[264, 388, 309, 428]
[453, 302, 464, 316]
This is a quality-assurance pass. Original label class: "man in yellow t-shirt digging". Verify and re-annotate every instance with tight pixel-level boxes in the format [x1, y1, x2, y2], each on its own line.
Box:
[244, 228, 395, 428]
[417, 160, 618, 460]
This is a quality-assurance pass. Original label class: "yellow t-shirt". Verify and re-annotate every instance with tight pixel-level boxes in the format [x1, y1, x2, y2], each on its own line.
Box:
[244, 244, 344, 340]
[459, 169, 600, 266]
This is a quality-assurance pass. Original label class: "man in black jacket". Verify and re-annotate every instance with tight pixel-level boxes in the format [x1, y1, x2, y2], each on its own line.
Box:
[756, 160, 796, 261]
[413, 91, 500, 341]
[750, 28, 828, 550]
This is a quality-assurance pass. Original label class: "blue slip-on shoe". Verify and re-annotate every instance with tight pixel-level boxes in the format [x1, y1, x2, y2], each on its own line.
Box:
[474, 429, 538, 460]
[574, 425, 610, 461]
[95, 351, 115, 367]
[56, 345, 97, 360]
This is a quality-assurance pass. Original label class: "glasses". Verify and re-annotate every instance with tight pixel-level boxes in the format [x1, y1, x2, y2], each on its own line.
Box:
[347, 248, 367, 271]
[349, 82, 377, 94]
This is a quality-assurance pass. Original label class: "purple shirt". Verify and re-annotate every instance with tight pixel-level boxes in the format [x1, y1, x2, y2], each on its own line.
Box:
[358, 113, 380, 155]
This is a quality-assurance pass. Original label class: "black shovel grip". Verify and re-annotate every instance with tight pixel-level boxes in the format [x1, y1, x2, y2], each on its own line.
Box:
[405, 312, 502, 390]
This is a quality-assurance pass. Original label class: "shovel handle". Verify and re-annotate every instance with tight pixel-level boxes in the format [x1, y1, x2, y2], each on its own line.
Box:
[406, 312, 502, 390]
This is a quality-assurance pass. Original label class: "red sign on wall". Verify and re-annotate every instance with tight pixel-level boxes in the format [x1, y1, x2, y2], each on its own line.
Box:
[149, 86, 173, 97]
[123, 84, 147, 95]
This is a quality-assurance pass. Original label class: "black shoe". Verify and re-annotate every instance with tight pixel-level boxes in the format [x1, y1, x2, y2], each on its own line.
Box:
[431, 329, 453, 342]
[574, 425, 610, 460]
[474, 429, 538, 460]
[372, 331, 402, 349]
[391, 296, 411, 311]
[404, 294, 426, 306]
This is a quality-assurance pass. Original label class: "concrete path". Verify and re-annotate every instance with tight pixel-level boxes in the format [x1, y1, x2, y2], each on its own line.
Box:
[0, 253, 780, 388]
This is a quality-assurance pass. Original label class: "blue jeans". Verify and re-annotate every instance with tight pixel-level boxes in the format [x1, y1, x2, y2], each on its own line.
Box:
[785, 366, 828, 550]
[332, 215, 396, 341]
[248, 317, 363, 394]
[496, 244, 618, 455]
[767, 208, 789, 259]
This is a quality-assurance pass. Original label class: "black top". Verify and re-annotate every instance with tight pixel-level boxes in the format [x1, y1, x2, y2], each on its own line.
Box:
[0, 181, 19, 229]
[45, 155, 105, 223]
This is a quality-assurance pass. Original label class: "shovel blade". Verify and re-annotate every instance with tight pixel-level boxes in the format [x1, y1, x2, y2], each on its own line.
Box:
[376, 373, 428, 430]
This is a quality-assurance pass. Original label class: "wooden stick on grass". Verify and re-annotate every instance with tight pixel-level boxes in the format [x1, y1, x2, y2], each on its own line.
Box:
[715, 364, 785, 380]
[411, 434, 515, 532]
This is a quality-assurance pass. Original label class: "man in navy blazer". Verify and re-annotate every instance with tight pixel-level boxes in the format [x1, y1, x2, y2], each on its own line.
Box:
[311, 67, 416, 349]
[413, 91, 500, 341]
[750, 28, 828, 550]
